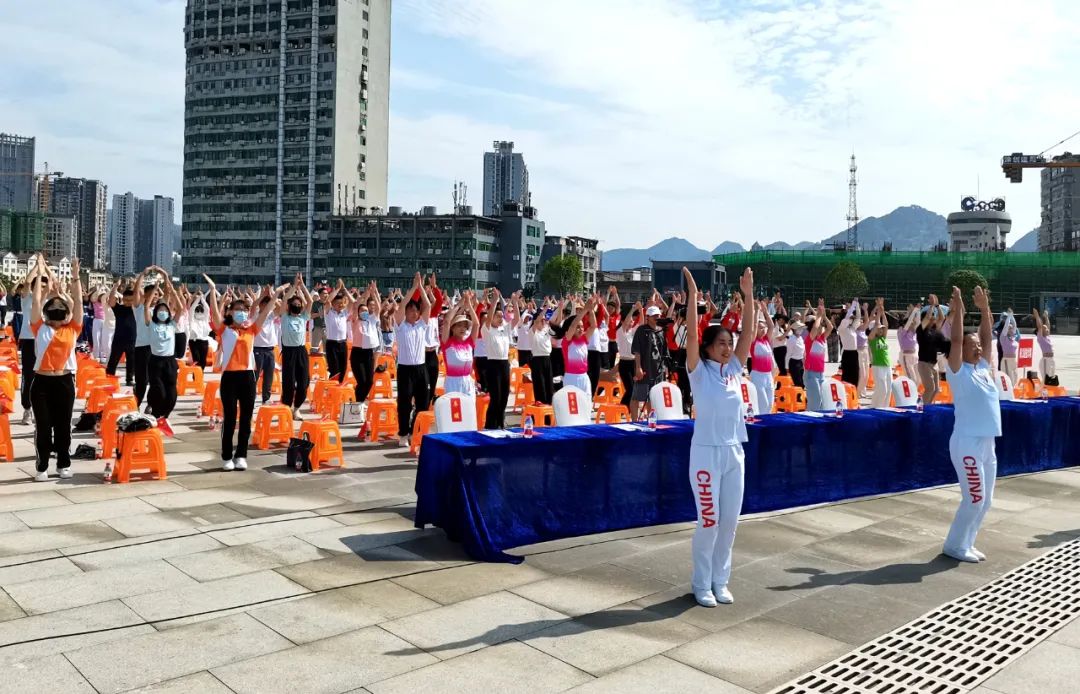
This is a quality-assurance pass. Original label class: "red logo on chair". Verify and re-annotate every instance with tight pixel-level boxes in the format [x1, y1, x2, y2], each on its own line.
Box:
[902, 381, 911, 398]
[830, 382, 842, 401]
[450, 398, 462, 423]
[740, 383, 750, 404]
[568, 392, 579, 415]
[662, 387, 673, 408]
[1018, 337, 1034, 369]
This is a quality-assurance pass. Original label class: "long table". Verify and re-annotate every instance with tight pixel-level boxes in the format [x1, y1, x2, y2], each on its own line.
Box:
[414, 400, 1080, 563]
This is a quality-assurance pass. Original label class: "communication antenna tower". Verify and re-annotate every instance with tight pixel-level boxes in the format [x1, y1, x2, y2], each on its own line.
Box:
[846, 153, 859, 250]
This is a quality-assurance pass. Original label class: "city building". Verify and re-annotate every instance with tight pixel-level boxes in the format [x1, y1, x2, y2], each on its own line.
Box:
[51, 177, 108, 269]
[0, 133, 35, 212]
[540, 235, 601, 293]
[1039, 153, 1080, 252]
[135, 196, 176, 272]
[0, 209, 45, 254]
[652, 260, 726, 298]
[947, 197, 1011, 252]
[600, 267, 653, 302]
[44, 214, 78, 260]
[482, 141, 530, 216]
[325, 204, 547, 294]
[180, 0, 392, 286]
[1, 252, 111, 286]
[109, 192, 138, 275]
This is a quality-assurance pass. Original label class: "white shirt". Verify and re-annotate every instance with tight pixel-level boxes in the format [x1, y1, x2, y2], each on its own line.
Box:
[947, 358, 1002, 438]
[484, 323, 511, 360]
[326, 308, 349, 341]
[254, 316, 280, 348]
[786, 332, 806, 361]
[838, 317, 857, 351]
[475, 335, 487, 358]
[770, 326, 786, 349]
[425, 317, 440, 350]
[351, 312, 380, 349]
[531, 327, 553, 357]
[516, 323, 533, 352]
[616, 325, 636, 358]
[396, 320, 428, 366]
[189, 298, 211, 340]
[587, 323, 604, 351]
[175, 307, 190, 335]
[689, 359, 748, 446]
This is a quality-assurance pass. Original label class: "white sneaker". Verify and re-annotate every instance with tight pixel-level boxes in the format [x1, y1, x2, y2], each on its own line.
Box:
[222, 459, 235, 471]
[971, 547, 986, 561]
[943, 546, 980, 563]
[33, 470, 49, 482]
[399, 436, 410, 448]
[713, 585, 734, 604]
[20, 411, 31, 426]
[59, 468, 73, 479]
[292, 408, 304, 421]
[234, 457, 248, 471]
[693, 589, 718, 608]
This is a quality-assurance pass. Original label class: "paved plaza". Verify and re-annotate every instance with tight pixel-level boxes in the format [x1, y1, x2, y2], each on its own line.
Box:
[1, 336, 1080, 693]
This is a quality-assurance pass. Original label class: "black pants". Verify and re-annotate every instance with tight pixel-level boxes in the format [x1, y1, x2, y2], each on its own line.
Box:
[11, 313, 21, 340]
[19, 338, 35, 410]
[840, 349, 859, 387]
[130, 345, 151, 405]
[253, 346, 275, 403]
[189, 339, 209, 369]
[106, 335, 135, 384]
[173, 332, 187, 360]
[789, 359, 805, 388]
[30, 373, 75, 472]
[517, 349, 532, 368]
[396, 363, 430, 437]
[587, 350, 602, 397]
[618, 358, 636, 406]
[606, 342, 617, 369]
[773, 346, 788, 376]
[325, 339, 347, 383]
[475, 356, 489, 393]
[530, 355, 554, 405]
[350, 346, 374, 402]
[280, 346, 309, 408]
[425, 350, 439, 401]
[551, 348, 564, 392]
[484, 359, 510, 429]
[220, 370, 255, 460]
[672, 347, 692, 414]
[147, 354, 178, 419]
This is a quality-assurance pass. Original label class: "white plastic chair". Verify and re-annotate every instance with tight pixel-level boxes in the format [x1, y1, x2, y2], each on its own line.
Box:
[891, 377, 919, 406]
[434, 393, 478, 433]
[825, 379, 848, 411]
[649, 382, 686, 420]
[997, 372, 1015, 401]
[553, 386, 592, 426]
[739, 378, 761, 417]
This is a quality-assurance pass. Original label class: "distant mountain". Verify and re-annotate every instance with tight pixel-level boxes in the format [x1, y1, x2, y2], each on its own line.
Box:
[711, 241, 745, 255]
[1008, 228, 1038, 252]
[601, 237, 711, 271]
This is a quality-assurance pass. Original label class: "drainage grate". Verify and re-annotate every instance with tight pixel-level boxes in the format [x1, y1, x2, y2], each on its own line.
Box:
[771, 539, 1080, 694]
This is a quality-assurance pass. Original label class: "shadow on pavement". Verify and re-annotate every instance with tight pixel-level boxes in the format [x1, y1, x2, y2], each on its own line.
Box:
[770, 554, 964, 592]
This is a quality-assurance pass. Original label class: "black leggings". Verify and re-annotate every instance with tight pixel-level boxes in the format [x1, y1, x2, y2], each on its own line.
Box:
[397, 363, 430, 437]
[484, 359, 510, 429]
[587, 350, 602, 396]
[789, 359, 805, 389]
[350, 346, 374, 402]
[107, 336, 134, 383]
[425, 350, 439, 402]
[840, 349, 859, 387]
[517, 349, 532, 368]
[773, 346, 788, 376]
[147, 354, 178, 419]
[220, 370, 255, 460]
[131, 345, 151, 406]
[253, 347, 275, 403]
[280, 346, 309, 408]
[30, 373, 74, 472]
[325, 339, 347, 383]
[189, 339, 209, 369]
[475, 356, 489, 393]
[530, 355, 554, 405]
[19, 338, 35, 410]
[173, 332, 187, 360]
[618, 358, 636, 406]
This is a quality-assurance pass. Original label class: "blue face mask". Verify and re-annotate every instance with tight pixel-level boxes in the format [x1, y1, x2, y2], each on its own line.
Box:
[156, 310, 170, 322]
[359, 310, 369, 321]
[233, 311, 248, 324]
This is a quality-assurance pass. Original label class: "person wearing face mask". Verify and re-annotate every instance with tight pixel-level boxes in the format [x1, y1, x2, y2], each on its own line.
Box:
[279, 274, 314, 419]
[483, 289, 517, 429]
[749, 302, 776, 416]
[204, 276, 277, 471]
[173, 285, 191, 360]
[16, 269, 47, 426]
[323, 279, 351, 384]
[395, 273, 433, 448]
[144, 274, 184, 436]
[187, 291, 212, 369]
[349, 281, 382, 416]
[785, 318, 806, 389]
[28, 254, 83, 480]
[253, 289, 284, 405]
[130, 267, 164, 407]
[106, 278, 138, 387]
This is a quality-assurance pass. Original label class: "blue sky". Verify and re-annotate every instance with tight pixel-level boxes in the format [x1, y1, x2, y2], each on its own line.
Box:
[3, 0, 1080, 251]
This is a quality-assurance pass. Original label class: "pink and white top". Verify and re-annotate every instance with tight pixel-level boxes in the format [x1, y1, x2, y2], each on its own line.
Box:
[805, 335, 828, 373]
[1037, 334, 1053, 355]
[751, 337, 774, 374]
[92, 302, 105, 320]
[563, 336, 589, 375]
[441, 337, 475, 377]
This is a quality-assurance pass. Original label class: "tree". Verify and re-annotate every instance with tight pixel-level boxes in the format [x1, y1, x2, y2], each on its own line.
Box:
[822, 261, 869, 305]
[946, 269, 988, 303]
[540, 255, 583, 295]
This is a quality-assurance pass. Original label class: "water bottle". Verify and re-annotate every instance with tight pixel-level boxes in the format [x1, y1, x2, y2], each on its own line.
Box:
[523, 415, 534, 439]
[1041, 388, 1049, 402]
[648, 410, 657, 430]
[745, 401, 756, 424]
[916, 396, 924, 414]
[209, 415, 219, 431]
[834, 399, 843, 419]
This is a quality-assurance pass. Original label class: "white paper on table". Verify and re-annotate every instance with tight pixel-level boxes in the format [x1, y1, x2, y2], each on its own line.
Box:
[477, 430, 522, 438]
[612, 423, 647, 432]
[1010, 399, 1047, 405]
[795, 411, 826, 418]
[880, 407, 910, 413]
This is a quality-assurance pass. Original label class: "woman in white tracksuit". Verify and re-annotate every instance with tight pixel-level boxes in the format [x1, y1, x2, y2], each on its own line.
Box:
[683, 265, 755, 608]
[943, 285, 1000, 564]
[748, 301, 775, 416]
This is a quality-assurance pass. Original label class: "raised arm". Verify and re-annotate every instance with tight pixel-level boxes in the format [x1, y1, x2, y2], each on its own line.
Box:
[252, 285, 276, 330]
[132, 268, 149, 307]
[565, 297, 594, 341]
[683, 268, 701, 372]
[1032, 307, 1045, 336]
[947, 287, 965, 374]
[733, 268, 755, 365]
[975, 287, 993, 373]
[27, 257, 45, 325]
[203, 274, 223, 326]
[107, 278, 122, 308]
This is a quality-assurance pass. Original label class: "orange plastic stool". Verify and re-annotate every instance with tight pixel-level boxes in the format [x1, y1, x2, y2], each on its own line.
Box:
[309, 354, 328, 381]
[312, 379, 338, 415]
[594, 403, 631, 424]
[511, 380, 535, 413]
[253, 405, 294, 449]
[0, 370, 15, 404]
[85, 383, 120, 415]
[475, 393, 491, 426]
[775, 386, 807, 413]
[99, 399, 136, 460]
[375, 353, 396, 379]
[365, 398, 399, 442]
[369, 371, 393, 399]
[775, 375, 795, 390]
[76, 367, 107, 399]
[256, 370, 282, 396]
[410, 410, 435, 454]
[298, 419, 345, 470]
[323, 384, 356, 420]
[176, 361, 206, 395]
[113, 429, 167, 483]
[201, 380, 221, 417]
[522, 403, 555, 428]
[0, 414, 13, 461]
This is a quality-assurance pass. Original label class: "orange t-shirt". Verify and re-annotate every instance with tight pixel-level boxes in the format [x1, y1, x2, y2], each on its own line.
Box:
[32, 321, 79, 373]
[219, 322, 259, 371]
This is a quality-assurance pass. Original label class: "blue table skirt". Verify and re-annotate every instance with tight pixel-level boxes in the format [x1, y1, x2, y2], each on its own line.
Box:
[414, 400, 1080, 563]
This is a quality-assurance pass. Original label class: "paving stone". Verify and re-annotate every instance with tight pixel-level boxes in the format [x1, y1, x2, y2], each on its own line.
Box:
[609, 540, 694, 585]
[55, 479, 185, 503]
[212, 625, 437, 694]
[326, 478, 419, 503]
[0, 653, 96, 693]
[5, 559, 197, 615]
[526, 601, 708, 677]
[249, 580, 438, 643]
[524, 539, 645, 575]
[763, 583, 928, 645]
[631, 575, 803, 634]
[509, 563, 672, 617]
[840, 496, 930, 521]
[771, 506, 881, 537]
[0, 521, 125, 557]
[167, 536, 333, 581]
[0, 556, 82, 586]
[667, 617, 852, 692]
[381, 591, 570, 660]
[275, 545, 438, 591]
[1050, 613, 1080, 649]
[0, 549, 61, 568]
[296, 517, 429, 554]
[14, 496, 160, 528]
[0, 491, 71, 513]
[65, 614, 292, 694]
[142, 486, 267, 510]
[732, 549, 865, 597]
[204, 515, 342, 547]
[123, 671, 234, 693]
[223, 490, 352, 517]
[392, 559, 552, 605]
[104, 504, 252, 537]
[726, 518, 824, 564]
[0, 589, 26, 621]
[566, 654, 754, 693]
[801, 526, 940, 569]
[0, 512, 28, 533]
[122, 569, 309, 623]
[982, 641, 1080, 694]
[168, 469, 260, 490]
[368, 640, 593, 694]
[0, 600, 154, 665]
[68, 534, 225, 571]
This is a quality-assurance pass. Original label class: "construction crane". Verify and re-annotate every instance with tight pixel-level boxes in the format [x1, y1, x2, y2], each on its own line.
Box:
[1002, 128, 1080, 182]
[0, 162, 63, 210]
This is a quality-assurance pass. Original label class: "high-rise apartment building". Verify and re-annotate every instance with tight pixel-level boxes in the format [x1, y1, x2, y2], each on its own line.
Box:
[180, 0, 391, 286]
[51, 177, 109, 269]
[109, 192, 138, 275]
[540, 235, 601, 293]
[144, 196, 176, 272]
[482, 141, 530, 216]
[1039, 154, 1080, 252]
[44, 214, 78, 260]
[0, 133, 35, 212]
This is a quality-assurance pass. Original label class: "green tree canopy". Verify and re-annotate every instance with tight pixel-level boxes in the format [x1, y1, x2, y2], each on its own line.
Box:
[540, 255, 583, 295]
[946, 269, 989, 303]
[822, 261, 869, 305]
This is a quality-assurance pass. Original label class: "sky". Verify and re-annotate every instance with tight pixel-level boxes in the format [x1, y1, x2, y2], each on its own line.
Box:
[3, 0, 1080, 251]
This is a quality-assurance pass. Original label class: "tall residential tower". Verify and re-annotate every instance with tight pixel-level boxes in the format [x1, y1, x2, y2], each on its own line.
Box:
[483, 141, 530, 217]
[180, 0, 391, 285]
[0, 134, 35, 212]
